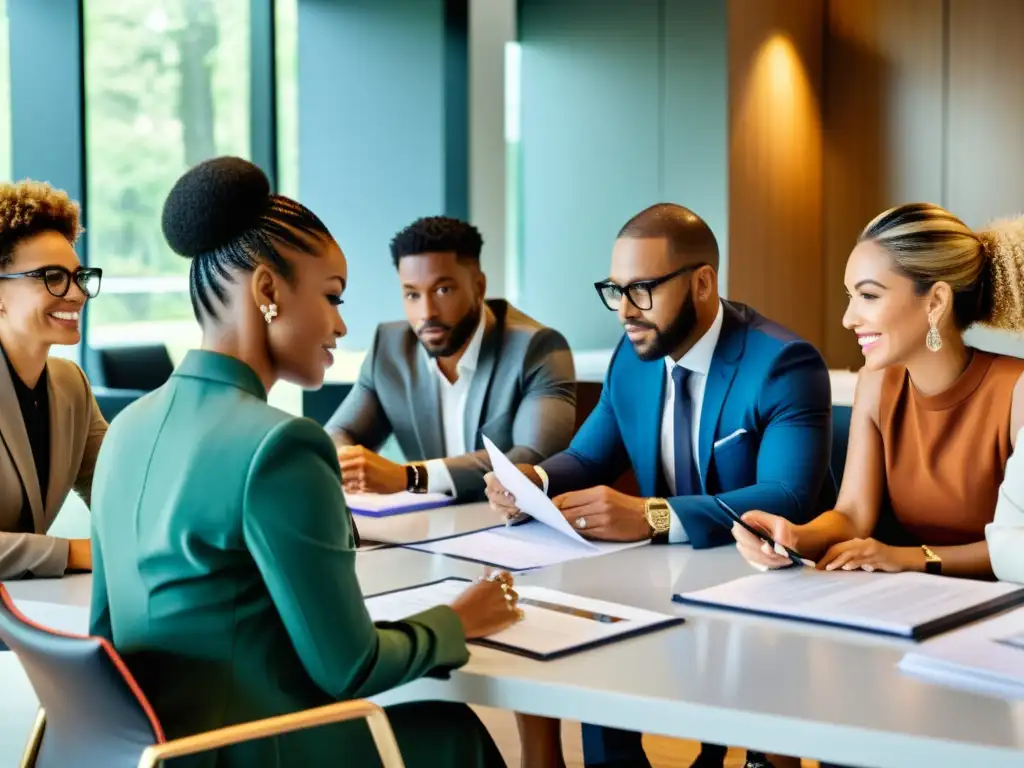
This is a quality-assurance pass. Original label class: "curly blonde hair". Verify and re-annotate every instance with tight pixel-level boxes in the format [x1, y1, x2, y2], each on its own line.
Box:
[859, 203, 1024, 332]
[0, 180, 83, 268]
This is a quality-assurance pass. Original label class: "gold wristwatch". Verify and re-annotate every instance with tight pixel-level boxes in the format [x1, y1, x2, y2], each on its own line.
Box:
[921, 545, 942, 575]
[644, 498, 671, 536]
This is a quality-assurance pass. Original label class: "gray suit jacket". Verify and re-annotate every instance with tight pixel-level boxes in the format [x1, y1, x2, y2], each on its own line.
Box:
[326, 300, 577, 501]
[0, 349, 107, 578]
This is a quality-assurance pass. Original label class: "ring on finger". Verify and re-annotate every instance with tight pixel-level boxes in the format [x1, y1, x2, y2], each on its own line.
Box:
[576, 517, 587, 530]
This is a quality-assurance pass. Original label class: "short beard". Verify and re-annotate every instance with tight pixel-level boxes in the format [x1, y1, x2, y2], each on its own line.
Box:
[631, 291, 698, 362]
[419, 302, 483, 358]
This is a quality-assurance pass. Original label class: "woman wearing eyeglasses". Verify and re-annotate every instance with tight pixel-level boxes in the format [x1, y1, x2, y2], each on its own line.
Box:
[0, 180, 106, 579]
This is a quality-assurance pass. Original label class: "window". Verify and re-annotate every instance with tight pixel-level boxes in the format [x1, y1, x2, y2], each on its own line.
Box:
[84, 0, 251, 356]
[0, 0, 10, 183]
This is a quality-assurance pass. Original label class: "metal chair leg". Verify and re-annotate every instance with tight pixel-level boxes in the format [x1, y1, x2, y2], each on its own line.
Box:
[19, 709, 46, 768]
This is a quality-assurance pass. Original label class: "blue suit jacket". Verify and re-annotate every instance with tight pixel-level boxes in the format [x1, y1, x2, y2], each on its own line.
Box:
[542, 300, 836, 548]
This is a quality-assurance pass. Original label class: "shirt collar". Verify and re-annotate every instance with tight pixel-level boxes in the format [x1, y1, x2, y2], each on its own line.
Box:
[429, 306, 489, 379]
[664, 300, 724, 377]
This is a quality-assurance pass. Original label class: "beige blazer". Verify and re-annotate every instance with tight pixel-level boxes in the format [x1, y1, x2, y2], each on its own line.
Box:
[0, 349, 107, 578]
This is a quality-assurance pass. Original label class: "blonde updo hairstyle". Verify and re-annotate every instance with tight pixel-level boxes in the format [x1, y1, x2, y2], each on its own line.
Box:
[858, 202, 1024, 332]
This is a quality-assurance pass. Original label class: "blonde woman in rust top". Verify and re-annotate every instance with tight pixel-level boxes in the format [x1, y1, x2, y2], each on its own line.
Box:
[734, 203, 1024, 579]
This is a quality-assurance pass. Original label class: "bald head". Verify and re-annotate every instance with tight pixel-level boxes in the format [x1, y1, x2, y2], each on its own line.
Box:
[617, 203, 719, 271]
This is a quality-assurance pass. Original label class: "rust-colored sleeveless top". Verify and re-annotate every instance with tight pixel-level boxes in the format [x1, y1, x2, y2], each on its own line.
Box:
[878, 350, 1024, 545]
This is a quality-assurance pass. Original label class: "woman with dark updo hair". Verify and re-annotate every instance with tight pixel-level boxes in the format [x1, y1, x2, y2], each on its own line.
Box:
[88, 157, 520, 767]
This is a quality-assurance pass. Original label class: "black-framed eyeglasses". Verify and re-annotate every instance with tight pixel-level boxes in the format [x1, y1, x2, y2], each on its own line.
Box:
[594, 263, 706, 311]
[0, 266, 103, 299]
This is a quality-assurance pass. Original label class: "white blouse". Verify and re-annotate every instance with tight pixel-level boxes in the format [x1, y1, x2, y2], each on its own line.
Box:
[987, 426, 1024, 583]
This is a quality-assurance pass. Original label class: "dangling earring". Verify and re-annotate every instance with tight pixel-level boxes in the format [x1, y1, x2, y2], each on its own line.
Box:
[926, 313, 942, 352]
[260, 303, 278, 324]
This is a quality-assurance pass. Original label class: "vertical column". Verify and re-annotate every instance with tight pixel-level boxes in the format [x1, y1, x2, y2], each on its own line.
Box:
[469, 0, 515, 297]
[298, 0, 469, 350]
[250, 0, 278, 191]
[727, 0, 825, 349]
[8, 0, 87, 365]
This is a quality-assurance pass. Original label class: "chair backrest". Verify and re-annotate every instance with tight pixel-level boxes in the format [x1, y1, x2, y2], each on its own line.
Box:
[90, 344, 175, 391]
[0, 587, 164, 768]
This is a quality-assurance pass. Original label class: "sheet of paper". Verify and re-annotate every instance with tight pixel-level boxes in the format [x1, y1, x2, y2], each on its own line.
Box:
[367, 579, 678, 657]
[483, 436, 596, 549]
[10, 600, 90, 636]
[345, 490, 451, 516]
[408, 520, 647, 570]
[677, 569, 1024, 637]
[900, 606, 1024, 699]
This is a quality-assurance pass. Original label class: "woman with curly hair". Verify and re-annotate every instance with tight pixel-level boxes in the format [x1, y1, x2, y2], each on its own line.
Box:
[0, 179, 105, 579]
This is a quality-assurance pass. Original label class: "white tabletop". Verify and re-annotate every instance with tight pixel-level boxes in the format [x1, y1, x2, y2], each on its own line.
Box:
[4, 511, 1024, 767]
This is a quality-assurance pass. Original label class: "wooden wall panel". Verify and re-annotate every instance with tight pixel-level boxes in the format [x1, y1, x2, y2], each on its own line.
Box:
[822, 0, 945, 370]
[728, 0, 825, 348]
[947, 0, 1024, 357]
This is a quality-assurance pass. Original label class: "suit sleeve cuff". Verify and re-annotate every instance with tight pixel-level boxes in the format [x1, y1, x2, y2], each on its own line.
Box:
[534, 465, 550, 495]
[405, 605, 470, 677]
[668, 503, 690, 544]
[425, 459, 455, 495]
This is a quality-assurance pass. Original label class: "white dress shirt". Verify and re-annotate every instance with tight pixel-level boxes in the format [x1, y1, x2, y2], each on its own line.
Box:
[537, 302, 724, 543]
[986, 426, 1024, 583]
[663, 301, 724, 543]
[423, 313, 488, 495]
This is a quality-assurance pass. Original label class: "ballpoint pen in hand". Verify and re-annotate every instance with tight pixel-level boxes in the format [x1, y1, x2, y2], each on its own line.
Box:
[714, 496, 813, 568]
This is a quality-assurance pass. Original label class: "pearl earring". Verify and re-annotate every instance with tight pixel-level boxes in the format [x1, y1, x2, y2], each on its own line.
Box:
[260, 303, 278, 324]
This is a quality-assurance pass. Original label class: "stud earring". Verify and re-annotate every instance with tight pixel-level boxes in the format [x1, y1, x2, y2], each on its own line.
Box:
[926, 314, 942, 352]
[260, 303, 278, 324]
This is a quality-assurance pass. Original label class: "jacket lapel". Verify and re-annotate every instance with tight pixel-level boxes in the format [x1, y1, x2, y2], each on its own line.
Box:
[408, 344, 444, 460]
[697, 303, 746, 487]
[44, 363, 73, 523]
[633, 358, 667, 496]
[463, 310, 501, 450]
[0, 349, 44, 524]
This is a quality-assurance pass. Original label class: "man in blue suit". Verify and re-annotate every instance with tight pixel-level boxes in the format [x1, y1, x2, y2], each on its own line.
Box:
[486, 203, 835, 768]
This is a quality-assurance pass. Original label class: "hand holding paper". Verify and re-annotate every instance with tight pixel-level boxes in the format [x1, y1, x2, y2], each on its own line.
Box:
[483, 436, 596, 549]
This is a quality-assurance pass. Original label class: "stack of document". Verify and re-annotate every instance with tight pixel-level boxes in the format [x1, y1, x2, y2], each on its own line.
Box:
[675, 569, 1024, 639]
[404, 438, 648, 570]
[900, 607, 1024, 698]
[345, 490, 452, 517]
[366, 578, 683, 660]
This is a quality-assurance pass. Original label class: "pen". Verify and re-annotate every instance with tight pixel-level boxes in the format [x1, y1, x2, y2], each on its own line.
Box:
[714, 496, 812, 568]
[517, 596, 625, 623]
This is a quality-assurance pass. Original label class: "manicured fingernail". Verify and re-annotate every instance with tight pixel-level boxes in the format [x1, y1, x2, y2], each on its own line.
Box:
[842, 564, 855, 571]
[774, 543, 788, 556]
[825, 563, 836, 570]
[862, 565, 874, 572]
[761, 542, 772, 555]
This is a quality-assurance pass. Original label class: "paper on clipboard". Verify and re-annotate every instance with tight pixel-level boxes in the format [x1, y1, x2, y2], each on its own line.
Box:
[483, 436, 597, 550]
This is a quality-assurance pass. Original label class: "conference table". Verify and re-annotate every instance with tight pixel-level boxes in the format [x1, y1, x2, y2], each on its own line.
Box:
[4, 503, 1024, 768]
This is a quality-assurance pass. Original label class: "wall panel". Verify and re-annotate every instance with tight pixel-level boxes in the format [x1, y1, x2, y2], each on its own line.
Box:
[728, 0, 825, 348]
[823, 0, 945, 369]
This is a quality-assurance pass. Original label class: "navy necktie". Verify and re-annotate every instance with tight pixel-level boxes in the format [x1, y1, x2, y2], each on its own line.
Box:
[671, 366, 701, 496]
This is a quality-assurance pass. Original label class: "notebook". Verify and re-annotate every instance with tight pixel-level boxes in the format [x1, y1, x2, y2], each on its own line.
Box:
[674, 568, 1024, 640]
[345, 491, 452, 517]
[366, 578, 683, 660]
[900, 606, 1024, 698]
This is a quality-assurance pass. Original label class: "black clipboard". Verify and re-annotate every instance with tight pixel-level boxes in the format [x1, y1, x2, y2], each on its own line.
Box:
[367, 577, 685, 660]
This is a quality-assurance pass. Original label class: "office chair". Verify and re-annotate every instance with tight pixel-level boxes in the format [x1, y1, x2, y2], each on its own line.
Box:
[0, 586, 405, 768]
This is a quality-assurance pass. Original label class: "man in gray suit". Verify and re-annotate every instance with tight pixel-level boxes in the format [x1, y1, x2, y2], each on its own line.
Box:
[326, 216, 577, 502]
